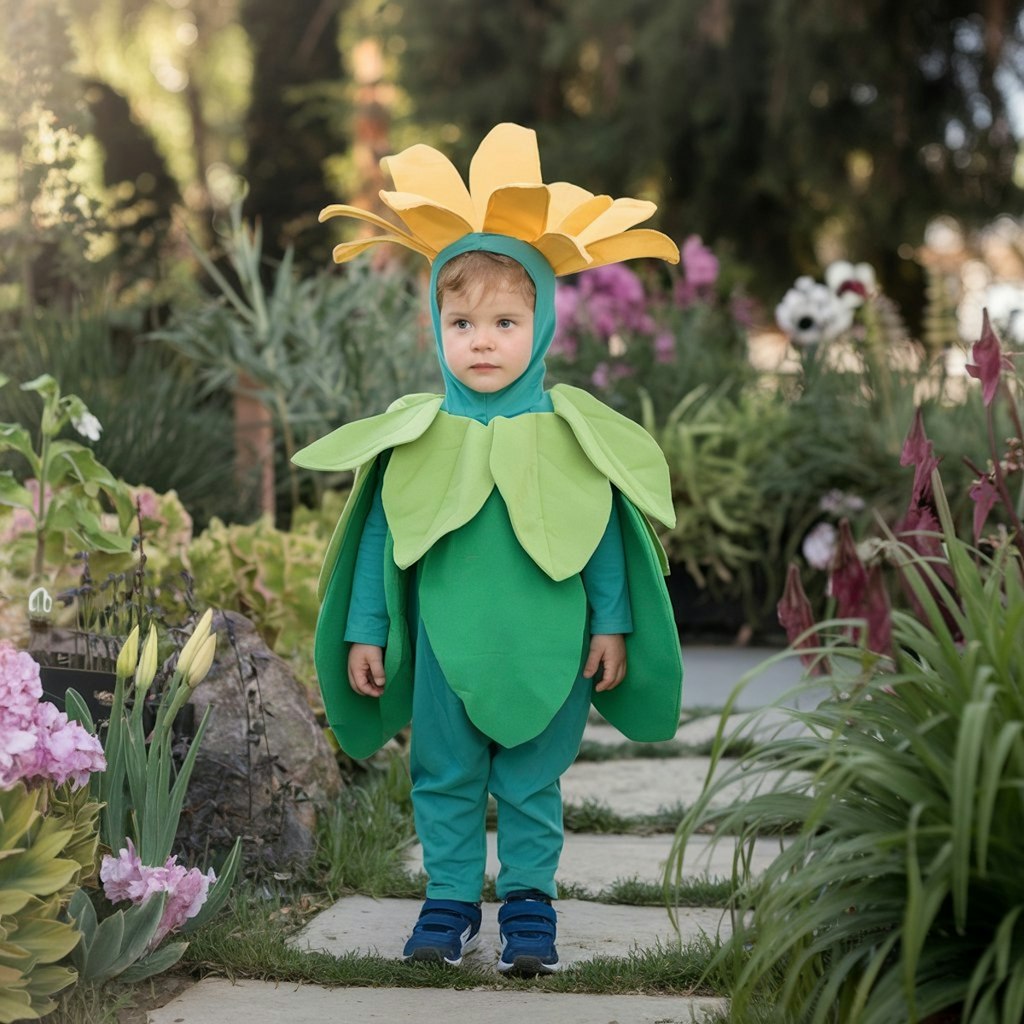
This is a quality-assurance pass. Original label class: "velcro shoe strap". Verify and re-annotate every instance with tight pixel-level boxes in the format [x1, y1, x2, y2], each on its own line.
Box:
[415, 899, 481, 935]
[498, 900, 557, 938]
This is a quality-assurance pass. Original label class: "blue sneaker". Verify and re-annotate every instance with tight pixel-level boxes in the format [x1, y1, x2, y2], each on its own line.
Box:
[403, 899, 482, 965]
[496, 891, 560, 976]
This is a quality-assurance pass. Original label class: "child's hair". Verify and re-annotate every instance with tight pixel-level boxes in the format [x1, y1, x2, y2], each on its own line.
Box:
[435, 251, 536, 309]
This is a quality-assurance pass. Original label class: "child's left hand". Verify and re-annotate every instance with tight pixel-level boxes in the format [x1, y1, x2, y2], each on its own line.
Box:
[583, 634, 627, 692]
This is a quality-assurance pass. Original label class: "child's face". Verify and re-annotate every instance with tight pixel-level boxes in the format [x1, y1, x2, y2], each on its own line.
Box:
[439, 282, 535, 393]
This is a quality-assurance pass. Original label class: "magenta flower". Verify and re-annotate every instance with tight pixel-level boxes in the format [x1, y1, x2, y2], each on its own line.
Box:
[966, 309, 1013, 407]
[101, 839, 216, 947]
[778, 564, 824, 675]
[900, 408, 941, 508]
[968, 475, 1000, 542]
[654, 331, 676, 364]
[828, 520, 892, 656]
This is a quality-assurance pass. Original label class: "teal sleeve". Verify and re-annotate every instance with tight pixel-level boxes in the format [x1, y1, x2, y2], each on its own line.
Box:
[582, 495, 633, 635]
[344, 477, 390, 646]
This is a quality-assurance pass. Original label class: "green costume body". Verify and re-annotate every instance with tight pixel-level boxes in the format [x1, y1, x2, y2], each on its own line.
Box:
[294, 234, 683, 901]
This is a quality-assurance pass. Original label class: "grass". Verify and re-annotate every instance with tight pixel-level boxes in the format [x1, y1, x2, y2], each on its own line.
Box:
[180, 886, 732, 997]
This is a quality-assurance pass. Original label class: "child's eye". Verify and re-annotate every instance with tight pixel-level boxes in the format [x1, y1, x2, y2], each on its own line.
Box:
[497, 318, 513, 329]
[454, 318, 470, 330]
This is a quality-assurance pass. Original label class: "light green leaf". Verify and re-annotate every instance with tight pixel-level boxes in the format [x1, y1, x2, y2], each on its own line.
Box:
[382, 412, 494, 569]
[490, 413, 611, 581]
[19, 374, 59, 400]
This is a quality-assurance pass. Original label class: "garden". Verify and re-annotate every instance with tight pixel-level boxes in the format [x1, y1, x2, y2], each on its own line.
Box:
[2, 2, 1024, 1022]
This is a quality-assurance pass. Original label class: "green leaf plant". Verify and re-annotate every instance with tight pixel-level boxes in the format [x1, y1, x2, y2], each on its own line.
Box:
[0, 782, 100, 1023]
[666, 314, 1024, 1022]
[0, 374, 132, 581]
[62, 615, 241, 985]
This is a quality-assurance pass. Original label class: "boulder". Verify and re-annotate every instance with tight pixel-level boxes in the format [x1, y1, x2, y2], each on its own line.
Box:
[178, 610, 343, 872]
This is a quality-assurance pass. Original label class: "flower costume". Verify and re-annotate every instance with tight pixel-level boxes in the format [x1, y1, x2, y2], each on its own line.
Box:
[293, 124, 683, 904]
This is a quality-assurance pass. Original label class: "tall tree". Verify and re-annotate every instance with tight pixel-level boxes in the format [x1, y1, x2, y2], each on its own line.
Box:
[240, 0, 350, 264]
[384, 0, 1024, 305]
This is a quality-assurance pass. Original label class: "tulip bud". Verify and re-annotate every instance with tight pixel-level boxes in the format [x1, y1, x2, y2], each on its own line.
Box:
[185, 632, 217, 688]
[136, 624, 159, 693]
[116, 624, 140, 679]
[177, 608, 213, 679]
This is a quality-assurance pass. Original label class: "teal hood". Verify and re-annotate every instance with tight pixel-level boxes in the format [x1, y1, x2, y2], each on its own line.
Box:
[429, 233, 555, 424]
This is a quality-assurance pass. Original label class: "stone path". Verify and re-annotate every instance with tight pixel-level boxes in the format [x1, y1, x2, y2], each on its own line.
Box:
[149, 646, 806, 1024]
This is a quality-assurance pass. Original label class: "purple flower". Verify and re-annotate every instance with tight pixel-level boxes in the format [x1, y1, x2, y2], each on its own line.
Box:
[552, 283, 581, 358]
[654, 331, 676, 364]
[966, 309, 1013, 407]
[101, 839, 216, 947]
[675, 235, 719, 307]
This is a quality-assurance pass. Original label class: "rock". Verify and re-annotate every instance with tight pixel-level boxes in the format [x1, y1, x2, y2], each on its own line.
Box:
[178, 610, 343, 872]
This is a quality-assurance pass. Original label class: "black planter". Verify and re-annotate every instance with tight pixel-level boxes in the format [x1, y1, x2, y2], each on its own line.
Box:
[39, 665, 118, 723]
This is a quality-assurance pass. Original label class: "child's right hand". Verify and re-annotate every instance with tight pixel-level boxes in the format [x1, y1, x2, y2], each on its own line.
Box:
[348, 643, 386, 698]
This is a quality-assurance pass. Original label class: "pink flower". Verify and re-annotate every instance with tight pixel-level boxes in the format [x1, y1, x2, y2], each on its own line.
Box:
[552, 284, 580, 358]
[966, 309, 1013, 407]
[0, 643, 43, 728]
[0, 641, 106, 790]
[101, 840, 216, 947]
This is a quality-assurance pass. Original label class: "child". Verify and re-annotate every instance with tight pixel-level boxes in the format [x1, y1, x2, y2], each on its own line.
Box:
[293, 123, 683, 976]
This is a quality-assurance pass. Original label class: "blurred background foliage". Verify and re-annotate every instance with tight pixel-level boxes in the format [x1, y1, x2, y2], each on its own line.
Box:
[1, 0, 1022, 310]
[0, 0, 1022, 643]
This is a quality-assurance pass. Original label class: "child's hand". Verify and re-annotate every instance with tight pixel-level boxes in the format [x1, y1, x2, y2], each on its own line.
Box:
[583, 634, 627, 692]
[348, 643, 386, 698]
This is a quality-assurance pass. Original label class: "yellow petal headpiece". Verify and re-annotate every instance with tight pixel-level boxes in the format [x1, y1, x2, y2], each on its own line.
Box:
[320, 123, 679, 275]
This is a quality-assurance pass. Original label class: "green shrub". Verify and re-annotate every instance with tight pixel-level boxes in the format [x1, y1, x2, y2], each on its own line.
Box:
[187, 491, 348, 688]
[670, 481, 1024, 1022]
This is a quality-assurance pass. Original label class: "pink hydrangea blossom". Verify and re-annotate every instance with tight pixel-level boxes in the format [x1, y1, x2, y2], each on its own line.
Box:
[101, 839, 216, 947]
[0, 641, 106, 790]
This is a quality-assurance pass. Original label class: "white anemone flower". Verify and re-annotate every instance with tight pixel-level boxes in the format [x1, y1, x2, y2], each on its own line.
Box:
[984, 282, 1024, 344]
[825, 260, 877, 309]
[802, 522, 838, 570]
[71, 411, 103, 442]
[776, 276, 854, 347]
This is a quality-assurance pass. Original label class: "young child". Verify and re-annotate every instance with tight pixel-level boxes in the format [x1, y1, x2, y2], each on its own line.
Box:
[293, 124, 683, 976]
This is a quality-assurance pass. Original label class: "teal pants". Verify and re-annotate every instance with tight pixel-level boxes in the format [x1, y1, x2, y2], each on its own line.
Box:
[409, 616, 593, 902]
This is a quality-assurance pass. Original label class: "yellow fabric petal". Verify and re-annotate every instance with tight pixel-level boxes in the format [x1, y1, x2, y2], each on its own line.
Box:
[545, 182, 596, 232]
[534, 232, 592, 275]
[380, 144, 475, 224]
[319, 204, 431, 252]
[558, 194, 614, 236]
[577, 197, 658, 245]
[468, 123, 542, 227]
[482, 184, 550, 241]
[581, 229, 681, 270]
[330, 235, 434, 264]
[379, 191, 475, 252]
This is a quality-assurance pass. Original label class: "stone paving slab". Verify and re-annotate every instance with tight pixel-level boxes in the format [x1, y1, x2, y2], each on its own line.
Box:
[560, 756, 794, 817]
[584, 707, 809, 750]
[407, 832, 787, 889]
[289, 896, 732, 964]
[148, 979, 728, 1024]
[672, 645, 827, 709]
